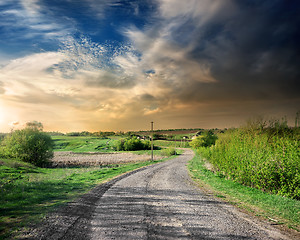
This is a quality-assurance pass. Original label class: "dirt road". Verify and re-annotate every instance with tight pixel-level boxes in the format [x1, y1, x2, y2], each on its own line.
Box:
[28, 149, 292, 239]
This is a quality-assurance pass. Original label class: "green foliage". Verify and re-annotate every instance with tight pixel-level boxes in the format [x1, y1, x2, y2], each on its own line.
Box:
[161, 147, 177, 156]
[93, 131, 116, 138]
[1, 128, 53, 167]
[189, 130, 218, 148]
[153, 133, 163, 140]
[65, 131, 116, 137]
[0, 133, 7, 141]
[47, 131, 65, 136]
[25, 121, 43, 131]
[191, 119, 300, 200]
[66, 131, 91, 136]
[115, 137, 151, 151]
[188, 153, 300, 231]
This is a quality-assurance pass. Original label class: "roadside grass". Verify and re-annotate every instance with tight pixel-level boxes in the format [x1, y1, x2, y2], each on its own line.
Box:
[0, 156, 172, 239]
[188, 153, 300, 232]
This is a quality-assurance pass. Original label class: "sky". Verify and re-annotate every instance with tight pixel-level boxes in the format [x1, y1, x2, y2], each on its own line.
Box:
[0, 0, 299, 132]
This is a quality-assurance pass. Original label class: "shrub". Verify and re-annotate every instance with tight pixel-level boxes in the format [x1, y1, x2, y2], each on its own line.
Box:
[192, 118, 300, 200]
[161, 148, 177, 156]
[1, 127, 54, 167]
[114, 139, 125, 151]
[115, 137, 151, 151]
[189, 130, 217, 148]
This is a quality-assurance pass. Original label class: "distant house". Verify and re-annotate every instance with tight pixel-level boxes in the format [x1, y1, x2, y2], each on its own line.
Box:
[136, 135, 148, 140]
[195, 131, 204, 136]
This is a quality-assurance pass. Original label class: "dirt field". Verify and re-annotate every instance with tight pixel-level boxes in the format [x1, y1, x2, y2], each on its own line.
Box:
[51, 151, 164, 167]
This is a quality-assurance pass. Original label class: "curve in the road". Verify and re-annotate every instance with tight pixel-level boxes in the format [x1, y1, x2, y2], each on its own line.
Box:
[29, 149, 292, 240]
[88, 149, 289, 240]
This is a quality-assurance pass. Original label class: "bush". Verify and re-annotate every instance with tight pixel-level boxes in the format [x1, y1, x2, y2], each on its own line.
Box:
[161, 148, 177, 156]
[1, 128, 54, 167]
[115, 137, 151, 151]
[192, 119, 300, 200]
[189, 130, 217, 148]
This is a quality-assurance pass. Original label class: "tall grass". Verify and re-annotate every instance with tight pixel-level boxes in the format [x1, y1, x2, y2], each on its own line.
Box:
[197, 119, 300, 200]
[188, 153, 300, 231]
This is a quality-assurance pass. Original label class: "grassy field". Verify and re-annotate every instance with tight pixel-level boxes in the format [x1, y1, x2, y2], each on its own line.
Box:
[154, 139, 190, 148]
[52, 135, 186, 155]
[0, 134, 187, 238]
[52, 136, 117, 152]
[188, 153, 300, 232]
[0, 156, 174, 239]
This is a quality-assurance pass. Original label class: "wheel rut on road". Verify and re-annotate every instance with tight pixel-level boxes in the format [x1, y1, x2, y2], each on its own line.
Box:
[28, 149, 292, 240]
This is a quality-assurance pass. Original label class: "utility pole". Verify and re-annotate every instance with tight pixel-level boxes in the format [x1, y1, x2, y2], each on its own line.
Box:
[151, 121, 154, 161]
[174, 135, 176, 155]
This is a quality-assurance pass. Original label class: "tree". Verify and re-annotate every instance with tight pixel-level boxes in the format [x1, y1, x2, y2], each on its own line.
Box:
[2, 125, 54, 167]
[25, 121, 44, 131]
[190, 130, 218, 149]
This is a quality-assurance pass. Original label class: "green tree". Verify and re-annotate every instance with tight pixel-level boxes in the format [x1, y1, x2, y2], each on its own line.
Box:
[190, 130, 218, 148]
[25, 121, 44, 131]
[2, 125, 54, 167]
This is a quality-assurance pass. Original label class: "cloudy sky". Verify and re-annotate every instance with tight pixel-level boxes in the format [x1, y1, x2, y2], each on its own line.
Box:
[0, 0, 299, 132]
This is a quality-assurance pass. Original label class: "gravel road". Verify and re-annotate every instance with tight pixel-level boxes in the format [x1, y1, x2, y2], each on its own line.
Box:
[26, 149, 294, 240]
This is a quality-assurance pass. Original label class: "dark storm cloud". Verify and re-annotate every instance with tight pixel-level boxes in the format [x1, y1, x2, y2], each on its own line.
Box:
[181, 0, 300, 102]
[131, 0, 300, 105]
[139, 93, 156, 101]
[119, 0, 300, 126]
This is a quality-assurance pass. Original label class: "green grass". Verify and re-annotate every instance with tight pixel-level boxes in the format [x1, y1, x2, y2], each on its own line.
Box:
[130, 148, 183, 156]
[0, 156, 171, 239]
[52, 136, 117, 152]
[52, 136, 188, 154]
[154, 140, 190, 148]
[131, 149, 164, 155]
[188, 153, 300, 231]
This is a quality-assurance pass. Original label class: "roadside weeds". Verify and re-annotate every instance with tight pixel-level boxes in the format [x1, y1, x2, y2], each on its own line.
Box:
[188, 153, 300, 238]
